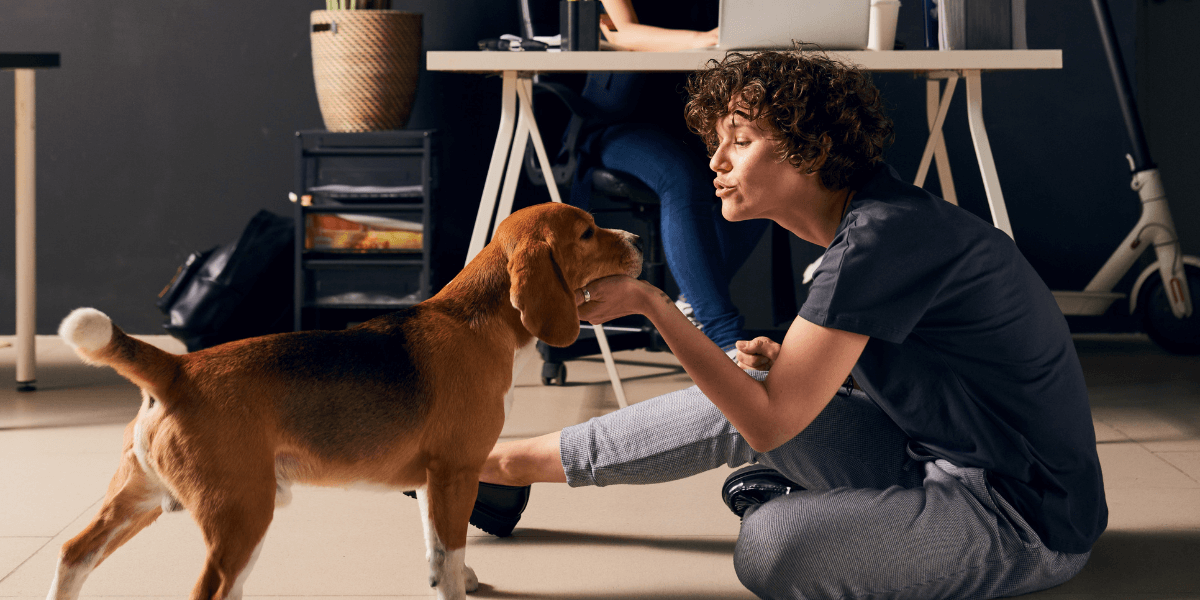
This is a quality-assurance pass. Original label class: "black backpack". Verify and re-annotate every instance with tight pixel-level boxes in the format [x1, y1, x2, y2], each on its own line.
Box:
[156, 210, 294, 352]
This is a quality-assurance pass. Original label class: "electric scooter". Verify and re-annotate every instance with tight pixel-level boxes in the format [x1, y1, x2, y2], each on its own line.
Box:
[1051, 0, 1199, 354]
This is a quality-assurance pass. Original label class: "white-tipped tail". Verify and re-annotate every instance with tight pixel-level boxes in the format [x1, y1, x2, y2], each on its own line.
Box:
[59, 308, 114, 352]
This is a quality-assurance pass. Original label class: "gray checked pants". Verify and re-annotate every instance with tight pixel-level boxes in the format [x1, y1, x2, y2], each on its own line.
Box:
[559, 372, 1090, 600]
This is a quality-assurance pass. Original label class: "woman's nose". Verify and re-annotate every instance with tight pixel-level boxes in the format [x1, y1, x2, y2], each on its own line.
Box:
[710, 147, 730, 173]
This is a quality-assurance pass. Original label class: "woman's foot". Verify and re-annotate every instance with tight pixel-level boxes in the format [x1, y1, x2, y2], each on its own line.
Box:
[676, 295, 704, 330]
[721, 464, 802, 519]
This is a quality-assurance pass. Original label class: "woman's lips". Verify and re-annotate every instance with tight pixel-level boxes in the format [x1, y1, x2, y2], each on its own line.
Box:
[714, 179, 735, 198]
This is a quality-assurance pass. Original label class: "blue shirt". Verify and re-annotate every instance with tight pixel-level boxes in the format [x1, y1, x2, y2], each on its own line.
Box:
[799, 164, 1107, 554]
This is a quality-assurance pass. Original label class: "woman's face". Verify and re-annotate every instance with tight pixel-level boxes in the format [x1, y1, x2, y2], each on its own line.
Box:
[709, 109, 813, 223]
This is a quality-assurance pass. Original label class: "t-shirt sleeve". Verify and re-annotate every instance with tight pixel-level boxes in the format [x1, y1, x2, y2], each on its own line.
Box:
[799, 211, 964, 344]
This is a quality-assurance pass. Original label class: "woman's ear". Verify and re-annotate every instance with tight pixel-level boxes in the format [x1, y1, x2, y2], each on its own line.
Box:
[507, 240, 581, 347]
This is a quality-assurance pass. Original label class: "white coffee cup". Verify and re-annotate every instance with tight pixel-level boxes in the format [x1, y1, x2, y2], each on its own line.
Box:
[868, 0, 902, 51]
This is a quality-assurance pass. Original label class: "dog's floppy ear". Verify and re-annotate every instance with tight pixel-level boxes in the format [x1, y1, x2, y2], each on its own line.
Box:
[507, 239, 580, 347]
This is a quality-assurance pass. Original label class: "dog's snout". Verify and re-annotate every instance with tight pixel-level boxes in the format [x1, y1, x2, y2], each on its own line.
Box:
[610, 228, 640, 252]
[606, 228, 643, 278]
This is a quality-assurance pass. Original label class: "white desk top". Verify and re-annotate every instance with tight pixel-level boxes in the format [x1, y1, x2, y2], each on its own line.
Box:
[426, 49, 1062, 74]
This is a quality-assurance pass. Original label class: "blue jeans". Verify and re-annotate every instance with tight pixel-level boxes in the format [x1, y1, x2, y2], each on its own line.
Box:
[590, 123, 768, 350]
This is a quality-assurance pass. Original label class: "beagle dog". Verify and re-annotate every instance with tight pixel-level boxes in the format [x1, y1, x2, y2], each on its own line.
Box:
[49, 202, 641, 600]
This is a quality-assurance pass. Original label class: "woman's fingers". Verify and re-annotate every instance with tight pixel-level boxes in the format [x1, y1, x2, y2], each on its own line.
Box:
[737, 355, 773, 370]
[575, 275, 649, 324]
[734, 336, 781, 370]
[744, 336, 781, 358]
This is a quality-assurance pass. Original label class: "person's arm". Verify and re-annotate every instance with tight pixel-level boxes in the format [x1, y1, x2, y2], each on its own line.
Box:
[598, 0, 718, 51]
[577, 275, 867, 452]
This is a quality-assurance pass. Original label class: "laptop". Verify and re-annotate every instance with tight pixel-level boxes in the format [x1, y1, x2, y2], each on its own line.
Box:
[705, 0, 871, 51]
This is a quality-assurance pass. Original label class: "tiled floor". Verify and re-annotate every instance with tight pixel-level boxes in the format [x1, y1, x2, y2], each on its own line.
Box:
[1, 332, 1197, 598]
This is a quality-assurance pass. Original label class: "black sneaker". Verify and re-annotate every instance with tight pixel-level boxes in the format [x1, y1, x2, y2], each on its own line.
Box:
[403, 481, 531, 537]
[721, 465, 801, 519]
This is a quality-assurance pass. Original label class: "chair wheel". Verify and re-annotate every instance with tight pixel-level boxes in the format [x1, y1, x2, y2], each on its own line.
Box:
[541, 362, 567, 386]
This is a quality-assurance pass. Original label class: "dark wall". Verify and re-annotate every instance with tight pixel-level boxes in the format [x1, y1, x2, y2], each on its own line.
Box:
[0, 1, 518, 334]
[1137, 0, 1200, 282]
[1, 0, 1194, 335]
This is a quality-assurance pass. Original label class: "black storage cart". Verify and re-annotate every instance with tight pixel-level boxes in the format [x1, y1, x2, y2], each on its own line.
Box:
[292, 130, 437, 330]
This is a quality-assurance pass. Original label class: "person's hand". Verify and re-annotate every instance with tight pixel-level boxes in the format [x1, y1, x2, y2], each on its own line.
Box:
[733, 336, 781, 371]
[574, 275, 661, 325]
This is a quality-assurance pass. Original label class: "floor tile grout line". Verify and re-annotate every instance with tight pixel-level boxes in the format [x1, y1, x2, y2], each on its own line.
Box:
[1090, 419, 1200, 487]
[0, 495, 105, 586]
[1126, 428, 1200, 486]
[1149, 449, 1200, 485]
[0, 536, 52, 584]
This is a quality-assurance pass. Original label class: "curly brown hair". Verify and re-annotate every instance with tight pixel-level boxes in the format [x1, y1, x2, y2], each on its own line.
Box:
[684, 51, 894, 191]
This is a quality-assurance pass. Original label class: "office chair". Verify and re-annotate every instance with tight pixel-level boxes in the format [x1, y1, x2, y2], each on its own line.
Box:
[521, 80, 672, 385]
[512, 0, 799, 385]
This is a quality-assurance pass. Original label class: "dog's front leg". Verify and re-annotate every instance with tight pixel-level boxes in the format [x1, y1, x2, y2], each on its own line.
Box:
[416, 479, 479, 599]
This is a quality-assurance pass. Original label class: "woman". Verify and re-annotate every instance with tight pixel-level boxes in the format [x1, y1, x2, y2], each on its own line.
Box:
[480, 51, 1107, 599]
[568, 0, 767, 354]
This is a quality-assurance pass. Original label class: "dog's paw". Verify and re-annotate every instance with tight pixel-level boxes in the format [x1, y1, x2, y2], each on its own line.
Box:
[465, 564, 479, 593]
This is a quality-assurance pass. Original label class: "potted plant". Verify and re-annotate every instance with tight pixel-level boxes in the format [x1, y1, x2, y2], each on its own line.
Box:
[310, 0, 422, 132]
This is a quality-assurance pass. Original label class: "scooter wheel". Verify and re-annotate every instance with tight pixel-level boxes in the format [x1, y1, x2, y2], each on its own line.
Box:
[1138, 264, 1200, 355]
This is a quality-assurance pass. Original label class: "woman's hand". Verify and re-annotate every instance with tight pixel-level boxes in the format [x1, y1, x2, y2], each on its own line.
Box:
[575, 274, 664, 324]
[733, 336, 781, 371]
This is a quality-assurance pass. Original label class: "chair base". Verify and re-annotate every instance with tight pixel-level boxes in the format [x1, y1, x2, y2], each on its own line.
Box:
[537, 317, 668, 386]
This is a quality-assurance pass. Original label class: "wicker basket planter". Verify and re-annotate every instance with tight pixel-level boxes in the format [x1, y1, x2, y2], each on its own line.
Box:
[310, 9, 422, 132]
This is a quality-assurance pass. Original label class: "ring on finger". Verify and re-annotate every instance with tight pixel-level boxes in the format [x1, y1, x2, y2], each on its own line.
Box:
[582, 288, 591, 303]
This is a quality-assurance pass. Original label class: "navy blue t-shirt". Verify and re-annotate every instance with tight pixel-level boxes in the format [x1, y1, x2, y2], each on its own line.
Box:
[799, 164, 1107, 554]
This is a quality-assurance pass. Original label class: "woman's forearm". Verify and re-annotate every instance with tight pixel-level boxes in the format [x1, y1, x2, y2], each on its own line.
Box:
[576, 277, 835, 452]
[639, 288, 795, 450]
[638, 283, 862, 453]
[603, 23, 717, 52]
[596, 0, 716, 51]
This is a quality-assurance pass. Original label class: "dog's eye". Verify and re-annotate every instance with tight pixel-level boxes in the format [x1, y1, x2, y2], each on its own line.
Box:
[581, 227, 595, 241]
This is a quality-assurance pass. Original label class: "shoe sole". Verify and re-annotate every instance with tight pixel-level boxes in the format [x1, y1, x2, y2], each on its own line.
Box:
[469, 502, 521, 537]
[722, 464, 801, 519]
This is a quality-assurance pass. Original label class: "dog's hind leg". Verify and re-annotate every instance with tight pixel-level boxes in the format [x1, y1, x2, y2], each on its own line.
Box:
[47, 452, 163, 600]
[417, 468, 481, 600]
[187, 481, 275, 600]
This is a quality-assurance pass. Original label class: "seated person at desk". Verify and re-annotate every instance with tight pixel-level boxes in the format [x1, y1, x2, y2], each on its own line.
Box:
[569, 0, 768, 356]
[478, 51, 1107, 599]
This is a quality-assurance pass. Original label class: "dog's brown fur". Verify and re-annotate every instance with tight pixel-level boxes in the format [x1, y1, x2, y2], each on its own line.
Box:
[49, 203, 641, 600]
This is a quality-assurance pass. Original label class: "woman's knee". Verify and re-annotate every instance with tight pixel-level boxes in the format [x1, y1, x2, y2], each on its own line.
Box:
[734, 490, 898, 600]
[733, 499, 828, 599]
